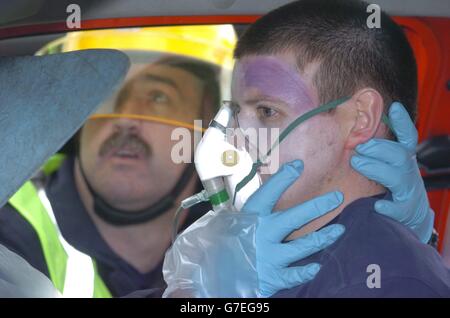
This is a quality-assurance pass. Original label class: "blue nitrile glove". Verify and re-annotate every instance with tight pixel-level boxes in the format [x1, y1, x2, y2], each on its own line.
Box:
[351, 102, 434, 243]
[242, 160, 345, 298]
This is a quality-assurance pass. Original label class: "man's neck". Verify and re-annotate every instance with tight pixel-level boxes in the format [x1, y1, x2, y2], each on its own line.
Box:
[73, 160, 194, 274]
[286, 168, 385, 241]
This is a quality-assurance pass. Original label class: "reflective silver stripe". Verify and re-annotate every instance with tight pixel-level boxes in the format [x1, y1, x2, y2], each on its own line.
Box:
[37, 188, 95, 298]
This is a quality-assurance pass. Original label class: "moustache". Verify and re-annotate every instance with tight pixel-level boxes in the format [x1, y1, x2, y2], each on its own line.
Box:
[99, 130, 151, 159]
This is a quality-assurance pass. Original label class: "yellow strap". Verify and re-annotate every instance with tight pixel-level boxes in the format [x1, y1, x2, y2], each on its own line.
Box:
[41, 153, 67, 176]
[93, 261, 112, 298]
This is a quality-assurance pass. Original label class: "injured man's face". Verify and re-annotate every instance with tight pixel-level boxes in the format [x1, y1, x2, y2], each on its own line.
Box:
[231, 52, 354, 212]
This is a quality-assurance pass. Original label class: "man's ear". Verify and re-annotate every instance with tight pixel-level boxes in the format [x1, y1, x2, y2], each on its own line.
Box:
[345, 88, 384, 149]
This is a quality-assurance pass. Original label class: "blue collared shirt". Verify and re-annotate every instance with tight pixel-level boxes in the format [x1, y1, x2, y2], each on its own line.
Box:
[272, 193, 450, 297]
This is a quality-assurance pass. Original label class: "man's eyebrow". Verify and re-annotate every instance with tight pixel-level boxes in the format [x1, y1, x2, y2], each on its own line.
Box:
[243, 98, 260, 105]
[142, 74, 182, 96]
[244, 95, 286, 106]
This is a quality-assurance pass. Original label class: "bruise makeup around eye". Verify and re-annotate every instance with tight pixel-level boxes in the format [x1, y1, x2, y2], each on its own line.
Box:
[232, 56, 315, 114]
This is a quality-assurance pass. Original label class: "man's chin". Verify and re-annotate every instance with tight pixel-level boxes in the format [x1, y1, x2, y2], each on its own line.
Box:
[98, 189, 156, 210]
[92, 171, 153, 197]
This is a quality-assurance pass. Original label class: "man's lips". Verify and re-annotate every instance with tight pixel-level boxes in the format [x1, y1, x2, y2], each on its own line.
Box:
[103, 145, 145, 160]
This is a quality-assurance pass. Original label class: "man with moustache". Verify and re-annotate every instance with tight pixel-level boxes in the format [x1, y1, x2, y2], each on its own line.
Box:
[0, 26, 231, 297]
[0, 48, 129, 296]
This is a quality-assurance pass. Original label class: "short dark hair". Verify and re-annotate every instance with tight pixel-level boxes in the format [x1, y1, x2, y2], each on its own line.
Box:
[234, 0, 418, 122]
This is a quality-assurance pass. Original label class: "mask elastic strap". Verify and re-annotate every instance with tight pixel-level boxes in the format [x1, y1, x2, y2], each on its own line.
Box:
[382, 113, 394, 132]
[232, 96, 351, 205]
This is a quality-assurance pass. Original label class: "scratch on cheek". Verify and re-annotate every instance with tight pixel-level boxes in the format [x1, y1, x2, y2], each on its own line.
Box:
[326, 134, 337, 147]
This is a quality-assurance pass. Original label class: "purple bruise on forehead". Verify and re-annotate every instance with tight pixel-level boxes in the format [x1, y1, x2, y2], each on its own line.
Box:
[235, 56, 315, 112]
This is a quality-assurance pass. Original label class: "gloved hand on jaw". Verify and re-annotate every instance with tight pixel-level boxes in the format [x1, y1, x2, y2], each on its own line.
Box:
[241, 160, 345, 298]
[351, 101, 434, 244]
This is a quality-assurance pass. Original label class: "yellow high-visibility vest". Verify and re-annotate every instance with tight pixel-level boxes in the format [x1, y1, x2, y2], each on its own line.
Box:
[8, 154, 111, 298]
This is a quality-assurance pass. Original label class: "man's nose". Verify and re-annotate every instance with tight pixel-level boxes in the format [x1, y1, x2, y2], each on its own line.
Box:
[113, 116, 141, 134]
